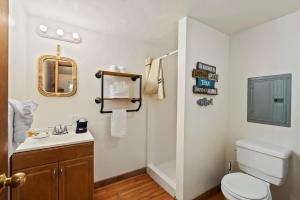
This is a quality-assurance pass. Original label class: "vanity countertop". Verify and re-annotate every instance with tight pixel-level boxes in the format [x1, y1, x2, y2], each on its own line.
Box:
[15, 130, 94, 153]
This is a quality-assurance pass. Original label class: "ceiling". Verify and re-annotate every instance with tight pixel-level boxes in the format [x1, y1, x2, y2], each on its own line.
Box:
[20, 0, 300, 45]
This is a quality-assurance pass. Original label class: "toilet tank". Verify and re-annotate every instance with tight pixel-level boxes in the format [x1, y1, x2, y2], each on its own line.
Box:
[236, 139, 291, 186]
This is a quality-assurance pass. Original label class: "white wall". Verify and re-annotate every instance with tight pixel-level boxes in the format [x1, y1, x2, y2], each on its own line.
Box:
[178, 17, 229, 200]
[147, 56, 177, 166]
[9, 1, 27, 99]
[228, 11, 300, 200]
[176, 18, 187, 200]
[9, 6, 175, 181]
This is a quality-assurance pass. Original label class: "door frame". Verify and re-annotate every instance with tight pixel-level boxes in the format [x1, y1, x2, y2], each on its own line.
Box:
[0, 0, 9, 199]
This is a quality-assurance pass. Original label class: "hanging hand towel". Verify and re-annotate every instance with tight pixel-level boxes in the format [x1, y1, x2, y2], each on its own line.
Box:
[111, 109, 127, 138]
[157, 62, 165, 100]
[144, 57, 166, 100]
[145, 57, 152, 80]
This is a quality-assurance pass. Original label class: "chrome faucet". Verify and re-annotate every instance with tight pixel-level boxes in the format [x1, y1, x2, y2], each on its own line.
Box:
[49, 124, 68, 135]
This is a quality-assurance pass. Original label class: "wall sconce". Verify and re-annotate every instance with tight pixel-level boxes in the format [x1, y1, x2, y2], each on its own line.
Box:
[37, 24, 81, 44]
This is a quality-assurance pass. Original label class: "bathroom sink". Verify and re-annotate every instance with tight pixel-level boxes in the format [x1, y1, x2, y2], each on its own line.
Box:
[15, 130, 94, 153]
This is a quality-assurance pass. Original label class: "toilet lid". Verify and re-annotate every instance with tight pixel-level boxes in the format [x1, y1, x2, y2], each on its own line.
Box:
[222, 173, 269, 200]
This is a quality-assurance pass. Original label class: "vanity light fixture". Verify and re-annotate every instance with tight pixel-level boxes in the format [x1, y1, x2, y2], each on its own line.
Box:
[56, 29, 64, 37]
[39, 24, 48, 33]
[36, 25, 81, 44]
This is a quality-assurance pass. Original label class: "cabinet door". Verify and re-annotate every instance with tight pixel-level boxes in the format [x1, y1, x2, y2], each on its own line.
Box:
[59, 157, 93, 200]
[12, 163, 58, 200]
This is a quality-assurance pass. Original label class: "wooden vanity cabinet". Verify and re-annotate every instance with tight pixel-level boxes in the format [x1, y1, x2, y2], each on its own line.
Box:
[59, 157, 93, 200]
[12, 163, 58, 200]
[11, 142, 93, 200]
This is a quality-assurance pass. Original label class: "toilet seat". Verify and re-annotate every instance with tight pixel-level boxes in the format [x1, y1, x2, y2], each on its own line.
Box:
[221, 173, 271, 200]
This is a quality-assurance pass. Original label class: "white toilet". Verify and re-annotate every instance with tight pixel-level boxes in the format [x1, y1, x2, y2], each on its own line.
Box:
[221, 139, 291, 200]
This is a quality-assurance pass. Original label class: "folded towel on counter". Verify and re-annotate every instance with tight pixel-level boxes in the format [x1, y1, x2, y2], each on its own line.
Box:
[8, 99, 38, 143]
[111, 109, 127, 138]
[144, 57, 165, 100]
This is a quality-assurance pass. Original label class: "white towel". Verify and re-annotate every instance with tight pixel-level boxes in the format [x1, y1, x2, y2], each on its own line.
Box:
[8, 99, 38, 143]
[111, 109, 127, 138]
[8, 104, 15, 156]
[157, 62, 165, 100]
[144, 57, 166, 100]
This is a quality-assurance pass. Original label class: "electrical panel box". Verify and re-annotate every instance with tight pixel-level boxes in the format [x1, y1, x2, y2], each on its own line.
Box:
[247, 74, 291, 127]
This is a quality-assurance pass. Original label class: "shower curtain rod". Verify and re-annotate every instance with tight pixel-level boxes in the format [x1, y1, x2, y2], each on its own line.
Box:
[157, 49, 178, 60]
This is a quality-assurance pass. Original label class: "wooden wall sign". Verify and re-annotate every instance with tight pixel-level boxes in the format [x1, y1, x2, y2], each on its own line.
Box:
[192, 62, 219, 96]
[193, 86, 218, 95]
[196, 79, 215, 89]
[192, 69, 218, 82]
[192, 69, 209, 79]
[197, 62, 216, 73]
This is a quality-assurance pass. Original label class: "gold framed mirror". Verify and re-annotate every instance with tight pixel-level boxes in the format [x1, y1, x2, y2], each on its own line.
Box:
[38, 45, 77, 97]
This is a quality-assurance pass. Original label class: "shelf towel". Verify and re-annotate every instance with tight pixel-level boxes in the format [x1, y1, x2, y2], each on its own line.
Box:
[111, 109, 127, 138]
[144, 57, 165, 100]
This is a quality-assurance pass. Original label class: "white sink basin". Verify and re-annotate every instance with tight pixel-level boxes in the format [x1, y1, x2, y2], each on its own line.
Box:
[15, 130, 94, 153]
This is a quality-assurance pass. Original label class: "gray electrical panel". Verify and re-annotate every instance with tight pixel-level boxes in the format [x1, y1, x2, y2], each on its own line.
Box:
[247, 74, 292, 127]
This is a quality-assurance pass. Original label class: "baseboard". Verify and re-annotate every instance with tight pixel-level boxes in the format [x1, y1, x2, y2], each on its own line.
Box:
[193, 184, 221, 200]
[94, 167, 147, 188]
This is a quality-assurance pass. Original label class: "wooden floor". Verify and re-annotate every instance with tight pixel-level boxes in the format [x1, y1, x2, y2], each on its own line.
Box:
[206, 193, 225, 200]
[94, 174, 225, 200]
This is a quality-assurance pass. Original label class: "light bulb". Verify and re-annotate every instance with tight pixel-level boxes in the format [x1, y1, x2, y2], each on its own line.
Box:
[56, 29, 64, 37]
[72, 32, 80, 40]
[39, 25, 48, 33]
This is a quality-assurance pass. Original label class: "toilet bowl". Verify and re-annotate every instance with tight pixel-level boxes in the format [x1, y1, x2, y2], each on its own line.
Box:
[221, 173, 271, 200]
[221, 139, 291, 200]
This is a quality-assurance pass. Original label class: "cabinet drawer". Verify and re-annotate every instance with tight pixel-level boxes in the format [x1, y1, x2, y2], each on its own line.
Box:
[12, 142, 93, 171]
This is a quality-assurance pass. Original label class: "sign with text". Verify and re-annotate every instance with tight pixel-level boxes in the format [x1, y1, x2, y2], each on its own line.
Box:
[196, 79, 215, 89]
[197, 62, 216, 73]
[193, 86, 218, 95]
[208, 73, 218, 82]
[193, 61, 218, 97]
[192, 69, 219, 82]
[192, 69, 209, 79]
[192, 69, 218, 82]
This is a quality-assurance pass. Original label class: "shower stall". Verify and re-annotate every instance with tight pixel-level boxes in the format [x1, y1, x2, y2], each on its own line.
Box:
[146, 53, 178, 196]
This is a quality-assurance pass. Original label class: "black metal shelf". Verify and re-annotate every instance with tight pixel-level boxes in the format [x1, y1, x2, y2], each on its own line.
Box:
[95, 70, 142, 114]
